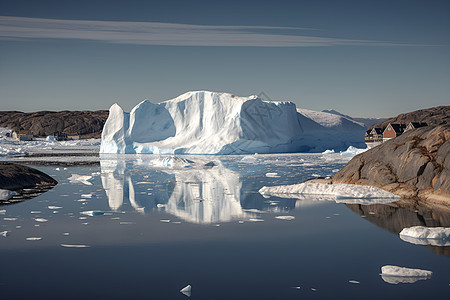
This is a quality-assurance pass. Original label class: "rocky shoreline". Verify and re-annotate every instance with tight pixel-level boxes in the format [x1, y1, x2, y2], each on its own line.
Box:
[332, 124, 449, 204]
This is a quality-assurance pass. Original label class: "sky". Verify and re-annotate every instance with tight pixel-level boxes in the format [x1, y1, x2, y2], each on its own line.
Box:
[0, 0, 449, 117]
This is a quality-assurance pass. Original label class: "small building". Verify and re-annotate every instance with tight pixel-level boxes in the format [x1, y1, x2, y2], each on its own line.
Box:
[68, 135, 81, 140]
[383, 123, 406, 141]
[54, 131, 68, 141]
[365, 127, 384, 148]
[405, 122, 427, 132]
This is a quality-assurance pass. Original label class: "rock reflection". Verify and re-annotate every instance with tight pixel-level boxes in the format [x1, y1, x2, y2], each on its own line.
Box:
[100, 156, 252, 224]
[345, 200, 450, 256]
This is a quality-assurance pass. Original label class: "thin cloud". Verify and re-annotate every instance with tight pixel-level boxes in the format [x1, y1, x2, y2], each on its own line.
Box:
[0, 16, 413, 47]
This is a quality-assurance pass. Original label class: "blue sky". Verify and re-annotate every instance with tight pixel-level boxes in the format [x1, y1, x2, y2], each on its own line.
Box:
[0, 0, 449, 117]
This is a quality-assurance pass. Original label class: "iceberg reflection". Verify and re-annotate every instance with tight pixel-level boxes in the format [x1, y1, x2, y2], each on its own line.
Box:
[100, 155, 252, 224]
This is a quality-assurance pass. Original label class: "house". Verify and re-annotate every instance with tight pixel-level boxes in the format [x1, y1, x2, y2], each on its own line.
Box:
[68, 135, 80, 140]
[365, 127, 385, 148]
[54, 131, 68, 141]
[383, 123, 406, 141]
[405, 122, 427, 132]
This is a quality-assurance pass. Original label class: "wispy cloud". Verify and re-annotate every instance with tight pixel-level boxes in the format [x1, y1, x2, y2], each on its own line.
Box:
[0, 16, 412, 47]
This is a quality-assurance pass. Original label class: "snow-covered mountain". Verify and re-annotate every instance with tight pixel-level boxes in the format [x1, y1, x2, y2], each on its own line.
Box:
[100, 91, 365, 154]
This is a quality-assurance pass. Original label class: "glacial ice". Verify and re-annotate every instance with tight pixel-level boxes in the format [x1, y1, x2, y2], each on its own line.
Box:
[180, 284, 191, 297]
[68, 174, 93, 185]
[259, 182, 400, 202]
[380, 265, 432, 284]
[399, 226, 450, 246]
[100, 91, 365, 155]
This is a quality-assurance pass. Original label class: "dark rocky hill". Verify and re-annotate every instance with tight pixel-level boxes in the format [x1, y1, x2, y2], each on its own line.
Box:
[0, 110, 109, 138]
[0, 162, 57, 190]
[368, 106, 450, 130]
[333, 124, 450, 204]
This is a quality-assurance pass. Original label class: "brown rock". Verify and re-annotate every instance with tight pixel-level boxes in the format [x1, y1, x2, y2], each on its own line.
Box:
[333, 124, 450, 204]
[0, 162, 58, 190]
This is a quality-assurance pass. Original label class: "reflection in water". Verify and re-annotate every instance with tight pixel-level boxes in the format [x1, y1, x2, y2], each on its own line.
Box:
[100, 156, 250, 224]
[380, 274, 431, 285]
[345, 200, 450, 256]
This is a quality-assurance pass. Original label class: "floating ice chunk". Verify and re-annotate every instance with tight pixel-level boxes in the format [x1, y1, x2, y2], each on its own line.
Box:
[248, 218, 264, 222]
[241, 156, 257, 163]
[1, 230, 9, 237]
[26, 237, 42, 241]
[81, 194, 93, 198]
[30, 211, 41, 214]
[80, 210, 104, 217]
[259, 183, 399, 202]
[275, 215, 295, 221]
[180, 284, 191, 297]
[160, 219, 171, 223]
[68, 174, 93, 185]
[63, 232, 70, 236]
[340, 146, 368, 156]
[48, 206, 62, 210]
[34, 218, 48, 222]
[291, 286, 301, 289]
[322, 149, 335, 154]
[348, 280, 360, 284]
[4, 217, 17, 221]
[265, 172, 280, 178]
[119, 222, 136, 225]
[399, 226, 450, 246]
[60, 244, 90, 248]
[0, 189, 17, 201]
[156, 204, 166, 208]
[0, 209, 6, 214]
[380, 265, 432, 284]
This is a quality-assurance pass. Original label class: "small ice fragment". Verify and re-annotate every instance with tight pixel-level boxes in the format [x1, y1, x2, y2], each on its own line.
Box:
[1, 230, 9, 237]
[156, 204, 166, 208]
[333, 213, 340, 216]
[349, 280, 360, 284]
[325, 216, 331, 219]
[275, 216, 295, 221]
[68, 174, 93, 185]
[369, 212, 375, 215]
[160, 219, 171, 223]
[16, 225, 21, 228]
[111, 217, 121, 220]
[30, 211, 41, 214]
[34, 218, 48, 222]
[53, 211, 59, 214]
[26, 237, 42, 241]
[180, 284, 191, 297]
[80, 210, 104, 217]
[48, 206, 62, 210]
[291, 286, 301, 289]
[0, 209, 6, 214]
[311, 288, 317, 291]
[60, 244, 90, 248]
[119, 222, 135, 225]
[173, 221, 181, 224]
[82, 222, 89, 225]
[4, 217, 17, 221]
[63, 232, 70, 236]
[55, 168, 60, 171]
[248, 218, 264, 222]
[215, 224, 221, 227]
[81, 194, 92, 198]
[34, 224, 40, 227]
[265, 172, 280, 178]
[238, 221, 244, 224]
[79, 217, 87, 220]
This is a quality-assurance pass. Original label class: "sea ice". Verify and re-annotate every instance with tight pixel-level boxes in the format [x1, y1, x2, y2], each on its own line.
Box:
[340, 146, 368, 156]
[265, 172, 280, 178]
[399, 226, 450, 246]
[0, 189, 16, 201]
[69, 174, 93, 185]
[26, 237, 42, 241]
[180, 284, 192, 297]
[380, 265, 432, 284]
[34, 218, 48, 222]
[80, 210, 104, 217]
[60, 244, 90, 248]
[259, 182, 399, 202]
[48, 206, 62, 210]
[1, 230, 9, 237]
[275, 216, 295, 220]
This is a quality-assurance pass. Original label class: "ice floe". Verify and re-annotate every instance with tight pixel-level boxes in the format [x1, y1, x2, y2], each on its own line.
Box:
[34, 218, 48, 222]
[80, 210, 105, 217]
[180, 284, 192, 297]
[1, 230, 9, 237]
[68, 174, 93, 185]
[399, 226, 450, 246]
[48, 206, 62, 210]
[60, 244, 91, 248]
[275, 215, 295, 220]
[26, 237, 42, 241]
[380, 265, 432, 284]
[259, 182, 399, 204]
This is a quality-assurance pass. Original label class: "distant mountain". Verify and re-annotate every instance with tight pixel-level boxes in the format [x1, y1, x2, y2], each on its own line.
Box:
[322, 109, 388, 128]
[368, 106, 450, 130]
[0, 110, 109, 138]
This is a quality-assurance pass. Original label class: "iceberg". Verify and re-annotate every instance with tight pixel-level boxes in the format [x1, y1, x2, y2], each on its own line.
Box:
[399, 226, 450, 246]
[100, 91, 365, 155]
[180, 284, 191, 297]
[380, 265, 432, 284]
[259, 182, 400, 202]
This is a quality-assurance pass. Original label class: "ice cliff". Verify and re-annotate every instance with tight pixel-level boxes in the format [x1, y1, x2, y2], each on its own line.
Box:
[100, 91, 364, 154]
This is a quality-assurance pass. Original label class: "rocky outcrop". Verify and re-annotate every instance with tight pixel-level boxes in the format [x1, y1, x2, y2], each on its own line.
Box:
[368, 106, 449, 131]
[0, 110, 109, 138]
[0, 162, 58, 190]
[333, 124, 450, 204]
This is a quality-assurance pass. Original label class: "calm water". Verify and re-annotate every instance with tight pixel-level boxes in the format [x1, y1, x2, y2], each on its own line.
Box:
[1, 154, 449, 299]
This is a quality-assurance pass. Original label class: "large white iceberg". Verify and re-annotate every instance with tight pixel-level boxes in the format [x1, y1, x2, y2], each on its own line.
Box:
[380, 265, 432, 284]
[100, 91, 365, 154]
[399, 226, 450, 246]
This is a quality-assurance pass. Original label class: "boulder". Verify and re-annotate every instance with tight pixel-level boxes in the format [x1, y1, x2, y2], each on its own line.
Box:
[0, 162, 58, 190]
